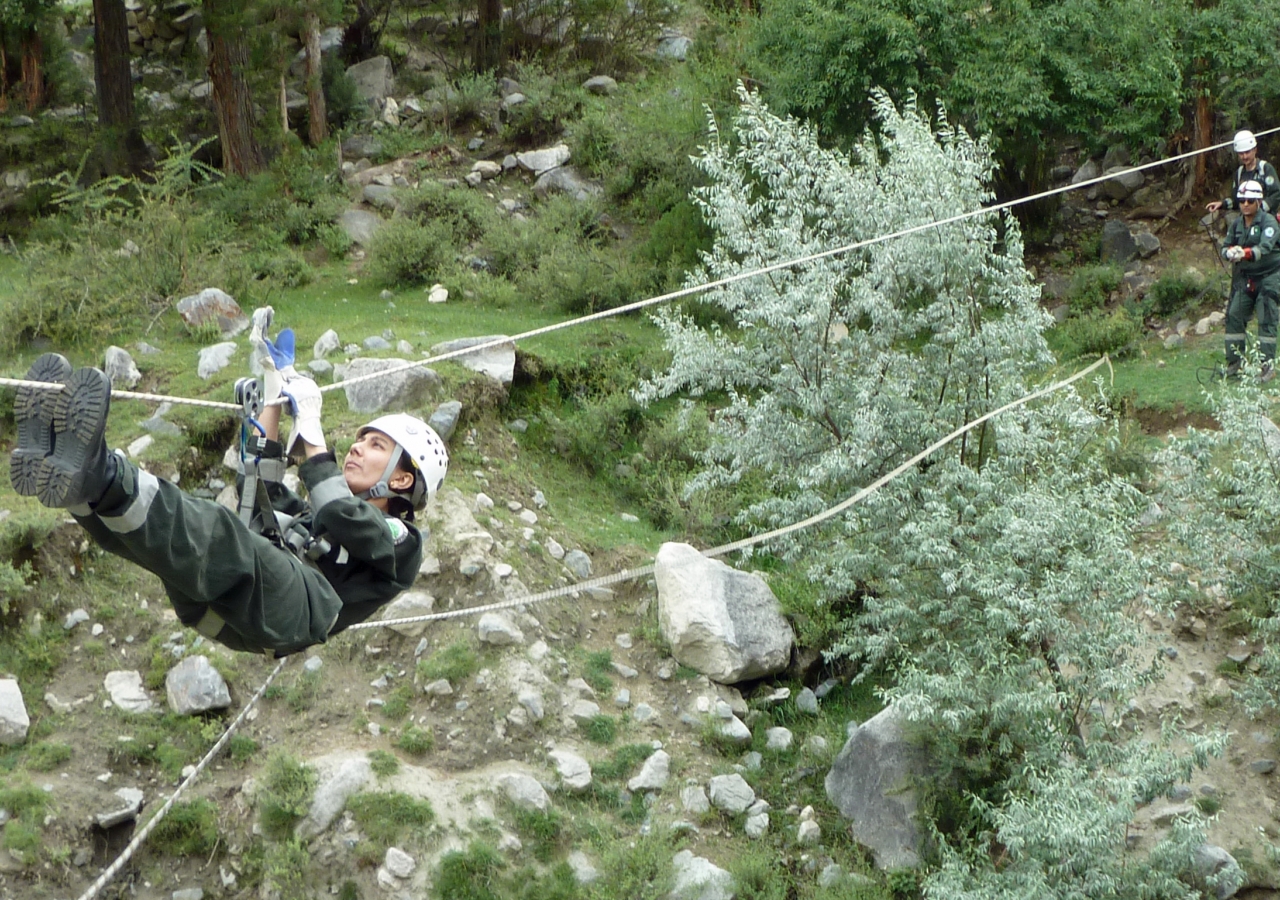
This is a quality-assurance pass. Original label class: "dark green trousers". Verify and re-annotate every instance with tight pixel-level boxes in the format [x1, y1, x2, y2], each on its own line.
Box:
[1225, 271, 1280, 367]
[72, 461, 342, 655]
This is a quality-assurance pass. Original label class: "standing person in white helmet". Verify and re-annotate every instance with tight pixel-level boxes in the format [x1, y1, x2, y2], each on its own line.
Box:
[7, 309, 449, 655]
[1206, 130, 1280, 214]
[1221, 180, 1280, 380]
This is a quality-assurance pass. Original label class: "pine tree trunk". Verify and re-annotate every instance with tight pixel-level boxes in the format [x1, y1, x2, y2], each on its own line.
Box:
[304, 11, 327, 144]
[1195, 91, 1212, 192]
[19, 27, 43, 112]
[476, 0, 503, 72]
[94, 0, 133, 126]
[205, 0, 266, 175]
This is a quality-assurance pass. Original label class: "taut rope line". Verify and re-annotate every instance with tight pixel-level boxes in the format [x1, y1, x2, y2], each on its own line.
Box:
[2, 128, 1266, 411]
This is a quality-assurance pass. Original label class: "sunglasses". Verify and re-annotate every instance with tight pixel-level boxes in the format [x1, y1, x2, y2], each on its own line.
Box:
[1240, 197, 1261, 203]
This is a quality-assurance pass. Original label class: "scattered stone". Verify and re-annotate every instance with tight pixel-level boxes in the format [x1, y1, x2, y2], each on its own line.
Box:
[796, 687, 819, 714]
[176, 287, 248, 338]
[568, 850, 600, 885]
[165, 655, 231, 714]
[303, 657, 323, 673]
[546, 539, 565, 560]
[745, 812, 769, 838]
[314, 330, 341, 358]
[803, 735, 829, 756]
[478, 612, 524, 646]
[104, 347, 141, 389]
[1101, 166, 1145, 201]
[64, 609, 90, 631]
[430, 335, 516, 384]
[564, 549, 593, 579]
[1249, 759, 1276, 775]
[497, 772, 551, 811]
[1100, 220, 1139, 265]
[104, 671, 154, 714]
[362, 183, 400, 212]
[297, 757, 373, 838]
[136, 341, 162, 356]
[197, 342, 238, 379]
[341, 135, 383, 159]
[670, 850, 732, 900]
[127, 435, 153, 458]
[363, 335, 392, 351]
[656, 542, 794, 683]
[1191, 843, 1245, 900]
[96, 787, 145, 828]
[472, 160, 502, 180]
[614, 689, 630, 707]
[628, 750, 670, 792]
[428, 400, 462, 441]
[550, 749, 593, 791]
[766, 727, 793, 752]
[655, 34, 692, 61]
[378, 591, 435, 636]
[339, 357, 440, 414]
[423, 679, 453, 696]
[612, 662, 638, 679]
[708, 773, 755, 813]
[385, 847, 416, 879]
[0, 681, 29, 745]
[428, 283, 449, 304]
[1134, 231, 1161, 258]
[518, 690, 545, 721]
[533, 166, 602, 202]
[571, 699, 601, 723]
[633, 703, 656, 723]
[615, 633, 633, 649]
[717, 715, 752, 745]
[1164, 334, 1184, 350]
[583, 75, 618, 95]
[797, 819, 821, 845]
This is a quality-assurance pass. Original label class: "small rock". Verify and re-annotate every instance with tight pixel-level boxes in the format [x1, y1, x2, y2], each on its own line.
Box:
[63, 609, 90, 630]
[1250, 759, 1277, 775]
[583, 75, 618, 95]
[385, 846, 416, 878]
[765, 727, 793, 752]
[564, 549, 592, 579]
[795, 687, 819, 714]
[708, 773, 755, 814]
[797, 819, 821, 845]
[627, 750, 670, 792]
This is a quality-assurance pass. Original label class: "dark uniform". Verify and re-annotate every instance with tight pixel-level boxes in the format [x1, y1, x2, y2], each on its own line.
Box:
[1223, 208, 1280, 370]
[1219, 160, 1280, 214]
[70, 452, 422, 655]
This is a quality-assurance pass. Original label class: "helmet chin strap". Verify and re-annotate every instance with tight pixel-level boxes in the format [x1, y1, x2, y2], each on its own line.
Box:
[356, 443, 407, 502]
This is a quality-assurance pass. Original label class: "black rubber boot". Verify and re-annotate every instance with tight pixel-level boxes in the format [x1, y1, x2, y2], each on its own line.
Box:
[37, 367, 113, 509]
[10, 353, 73, 497]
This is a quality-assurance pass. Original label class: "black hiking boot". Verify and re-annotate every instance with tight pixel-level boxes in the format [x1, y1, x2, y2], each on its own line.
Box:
[37, 367, 113, 509]
[10, 353, 73, 497]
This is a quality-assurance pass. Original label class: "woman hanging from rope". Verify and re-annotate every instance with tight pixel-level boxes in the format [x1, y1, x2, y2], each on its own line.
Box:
[8, 309, 448, 656]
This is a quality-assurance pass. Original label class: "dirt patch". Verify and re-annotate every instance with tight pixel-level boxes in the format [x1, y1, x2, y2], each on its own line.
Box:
[1132, 405, 1219, 436]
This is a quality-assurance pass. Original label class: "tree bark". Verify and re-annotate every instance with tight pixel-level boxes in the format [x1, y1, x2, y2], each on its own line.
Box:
[304, 10, 327, 144]
[205, 0, 266, 176]
[92, 0, 152, 175]
[1194, 91, 1212, 193]
[476, 0, 503, 73]
[19, 27, 43, 112]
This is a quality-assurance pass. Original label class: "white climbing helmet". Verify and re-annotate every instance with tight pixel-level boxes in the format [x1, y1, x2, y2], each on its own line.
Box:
[1235, 130, 1258, 153]
[356, 414, 448, 510]
[1238, 180, 1265, 200]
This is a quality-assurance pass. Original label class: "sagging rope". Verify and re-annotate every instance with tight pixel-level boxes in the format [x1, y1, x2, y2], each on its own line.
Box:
[350, 355, 1111, 632]
[1, 126, 1268, 413]
[71, 354, 1109, 900]
[73, 657, 288, 900]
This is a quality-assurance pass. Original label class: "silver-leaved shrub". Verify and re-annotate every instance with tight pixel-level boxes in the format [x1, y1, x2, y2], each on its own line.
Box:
[640, 84, 1226, 898]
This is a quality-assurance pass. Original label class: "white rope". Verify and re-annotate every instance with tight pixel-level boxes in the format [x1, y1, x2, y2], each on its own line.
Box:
[73, 657, 289, 900]
[349, 355, 1110, 632]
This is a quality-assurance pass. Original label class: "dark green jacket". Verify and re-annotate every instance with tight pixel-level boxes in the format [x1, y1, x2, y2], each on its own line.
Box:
[1224, 209, 1280, 278]
[1221, 160, 1280, 214]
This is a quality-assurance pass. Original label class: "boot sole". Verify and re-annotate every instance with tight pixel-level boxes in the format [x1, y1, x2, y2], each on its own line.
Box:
[38, 368, 111, 508]
[9, 353, 73, 497]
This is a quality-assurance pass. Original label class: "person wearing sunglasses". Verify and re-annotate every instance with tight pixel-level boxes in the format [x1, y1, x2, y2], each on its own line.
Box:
[1206, 130, 1280, 215]
[1221, 180, 1280, 380]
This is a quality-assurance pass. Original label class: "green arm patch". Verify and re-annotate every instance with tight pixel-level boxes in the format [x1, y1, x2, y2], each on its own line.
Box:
[385, 517, 409, 545]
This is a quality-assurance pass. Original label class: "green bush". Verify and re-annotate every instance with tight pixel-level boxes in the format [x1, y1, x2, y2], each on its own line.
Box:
[501, 63, 584, 147]
[417, 640, 480, 683]
[396, 724, 435, 756]
[1067, 263, 1124, 313]
[259, 752, 318, 840]
[581, 714, 618, 744]
[401, 181, 494, 243]
[151, 799, 219, 856]
[323, 53, 365, 129]
[1148, 267, 1208, 316]
[435, 841, 504, 900]
[347, 791, 435, 848]
[369, 749, 400, 777]
[1051, 308, 1140, 359]
[367, 217, 456, 287]
[24, 742, 71, 772]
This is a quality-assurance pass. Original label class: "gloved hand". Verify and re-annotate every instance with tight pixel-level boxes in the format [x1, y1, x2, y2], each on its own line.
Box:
[1225, 246, 1246, 263]
[248, 307, 299, 404]
[282, 374, 326, 460]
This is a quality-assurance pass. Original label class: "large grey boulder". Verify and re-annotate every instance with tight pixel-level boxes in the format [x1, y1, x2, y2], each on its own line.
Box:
[825, 704, 928, 868]
[297, 756, 372, 838]
[1071, 158, 1101, 185]
[497, 772, 551, 811]
[533, 166, 602, 203]
[655, 542, 794, 683]
[339, 208, 383, 247]
[165, 655, 231, 714]
[339, 357, 440, 414]
[655, 34, 692, 62]
[430, 335, 516, 384]
[0, 680, 29, 745]
[516, 144, 570, 176]
[176, 287, 248, 337]
[1190, 843, 1245, 900]
[362, 184, 400, 212]
[104, 346, 141, 389]
[1101, 166, 1145, 201]
[346, 56, 393, 106]
[1099, 220, 1139, 265]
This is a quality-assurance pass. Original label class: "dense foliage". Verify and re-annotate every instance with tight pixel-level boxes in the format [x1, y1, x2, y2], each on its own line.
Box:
[640, 86, 1227, 898]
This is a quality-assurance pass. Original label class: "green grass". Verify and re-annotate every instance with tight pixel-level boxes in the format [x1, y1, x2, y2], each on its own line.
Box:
[592, 743, 655, 782]
[23, 741, 71, 772]
[346, 791, 434, 847]
[1074, 331, 1221, 417]
[582, 649, 614, 693]
[369, 749, 401, 777]
[151, 798, 219, 856]
[259, 752, 318, 841]
[580, 714, 618, 745]
[417, 640, 481, 684]
[396, 724, 435, 756]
